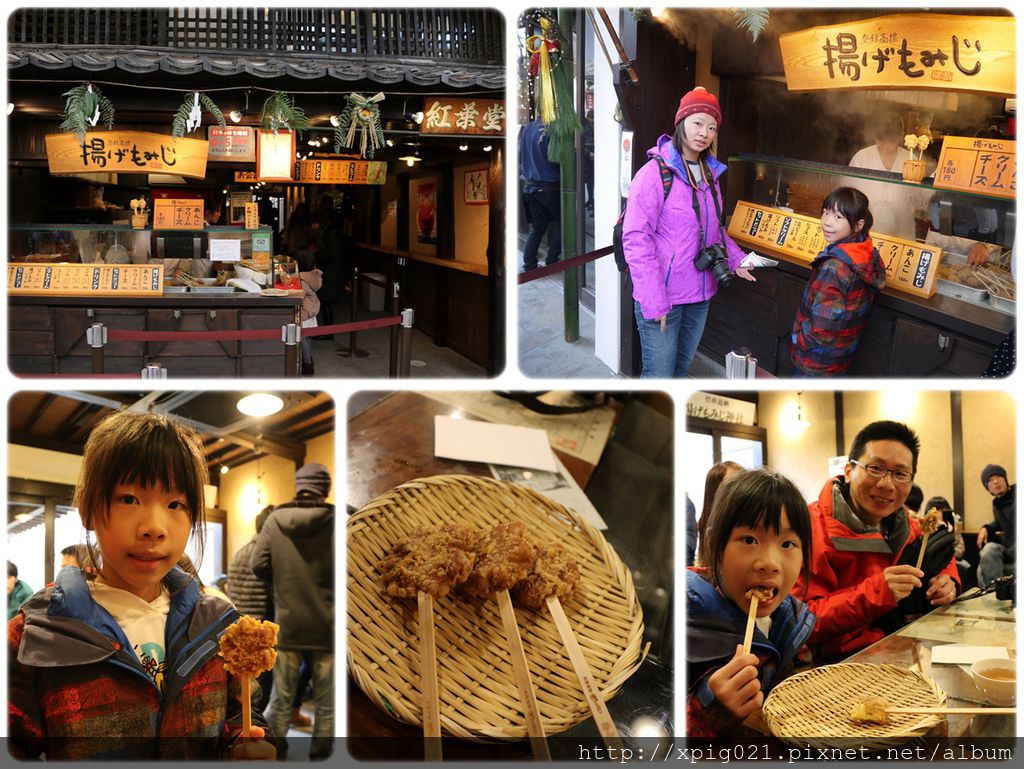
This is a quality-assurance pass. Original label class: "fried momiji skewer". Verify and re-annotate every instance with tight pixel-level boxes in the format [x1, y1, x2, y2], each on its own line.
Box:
[221, 616, 279, 737]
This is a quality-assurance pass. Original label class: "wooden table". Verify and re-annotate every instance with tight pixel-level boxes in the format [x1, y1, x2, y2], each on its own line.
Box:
[346, 391, 673, 759]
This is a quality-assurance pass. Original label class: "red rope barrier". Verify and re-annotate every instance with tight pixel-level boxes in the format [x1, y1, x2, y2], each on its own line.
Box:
[27, 374, 142, 379]
[360, 274, 389, 289]
[517, 245, 614, 284]
[105, 315, 403, 343]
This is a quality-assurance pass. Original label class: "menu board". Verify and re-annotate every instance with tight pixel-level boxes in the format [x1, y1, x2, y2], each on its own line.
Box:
[728, 201, 941, 299]
[293, 158, 387, 185]
[8, 263, 164, 297]
[153, 198, 204, 230]
[933, 135, 1016, 200]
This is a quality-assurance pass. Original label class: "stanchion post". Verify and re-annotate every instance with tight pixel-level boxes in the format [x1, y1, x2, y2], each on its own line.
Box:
[388, 281, 401, 377]
[398, 308, 415, 378]
[338, 265, 369, 358]
[281, 323, 301, 377]
[86, 322, 107, 375]
[141, 363, 167, 379]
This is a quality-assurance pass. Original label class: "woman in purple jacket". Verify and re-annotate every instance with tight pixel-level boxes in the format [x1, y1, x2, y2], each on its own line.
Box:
[622, 87, 754, 377]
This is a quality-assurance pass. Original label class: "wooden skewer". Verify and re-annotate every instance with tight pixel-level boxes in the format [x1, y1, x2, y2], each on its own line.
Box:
[496, 589, 551, 761]
[418, 591, 442, 762]
[742, 596, 759, 655]
[241, 676, 252, 737]
[915, 532, 930, 571]
[545, 595, 621, 746]
[887, 706, 1016, 715]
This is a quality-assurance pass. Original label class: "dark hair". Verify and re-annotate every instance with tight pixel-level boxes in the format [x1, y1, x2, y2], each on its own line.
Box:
[923, 496, 956, 529]
[255, 505, 274, 534]
[822, 187, 873, 241]
[873, 112, 904, 143]
[697, 468, 812, 588]
[848, 420, 921, 474]
[7, 561, 17, 579]
[60, 544, 91, 567]
[696, 461, 746, 563]
[905, 484, 924, 513]
[75, 411, 209, 567]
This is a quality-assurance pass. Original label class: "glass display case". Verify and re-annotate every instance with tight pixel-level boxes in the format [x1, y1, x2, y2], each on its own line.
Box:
[726, 154, 1016, 313]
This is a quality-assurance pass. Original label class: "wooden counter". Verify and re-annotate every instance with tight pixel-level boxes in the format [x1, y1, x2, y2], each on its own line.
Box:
[701, 256, 1013, 377]
[9, 292, 301, 377]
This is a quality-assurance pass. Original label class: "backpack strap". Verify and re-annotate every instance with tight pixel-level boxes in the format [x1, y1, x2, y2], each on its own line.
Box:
[653, 156, 674, 200]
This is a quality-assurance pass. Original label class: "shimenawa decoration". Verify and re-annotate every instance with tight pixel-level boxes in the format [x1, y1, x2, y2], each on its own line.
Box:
[335, 92, 386, 159]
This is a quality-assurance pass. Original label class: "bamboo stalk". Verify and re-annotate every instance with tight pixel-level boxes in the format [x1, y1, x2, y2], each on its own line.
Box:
[742, 596, 760, 655]
[496, 589, 551, 761]
[418, 591, 442, 761]
[546, 595, 621, 746]
[241, 676, 252, 737]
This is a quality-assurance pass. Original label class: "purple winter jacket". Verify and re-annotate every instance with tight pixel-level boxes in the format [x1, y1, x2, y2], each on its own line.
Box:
[622, 135, 747, 319]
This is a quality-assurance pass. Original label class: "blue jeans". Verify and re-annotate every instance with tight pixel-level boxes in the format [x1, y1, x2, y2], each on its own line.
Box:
[265, 649, 334, 742]
[977, 541, 1015, 587]
[634, 300, 710, 378]
[522, 187, 561, 269]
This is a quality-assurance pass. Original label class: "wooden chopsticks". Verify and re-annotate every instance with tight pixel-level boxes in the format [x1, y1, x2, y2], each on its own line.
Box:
[418, 591, 442, 761]
[496, 589, 551, 761]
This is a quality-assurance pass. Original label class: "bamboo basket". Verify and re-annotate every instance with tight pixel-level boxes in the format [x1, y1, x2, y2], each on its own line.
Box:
[763, 663, 947, 750]
[347, 474, 645, 741]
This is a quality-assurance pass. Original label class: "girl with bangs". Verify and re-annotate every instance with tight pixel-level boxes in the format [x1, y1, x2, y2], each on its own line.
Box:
[8, 411, 274, 760]
[686, 468, 816, 737]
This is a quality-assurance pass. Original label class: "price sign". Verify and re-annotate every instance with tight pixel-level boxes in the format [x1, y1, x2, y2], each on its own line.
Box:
[933, 135, 1016, 199]
[235, 171, 257, 182]
[8, 263, 164, 297]
[207, 126, 256, 161]
[728, 201, 942, 298]
[244, 202, 260, 229]
[153, 198, 204, 230]
[293, 158, 387, 185]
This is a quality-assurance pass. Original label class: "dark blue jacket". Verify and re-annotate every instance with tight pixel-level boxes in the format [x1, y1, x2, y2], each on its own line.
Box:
[519, 120, 559, 192]
[686, 568, 815, 735]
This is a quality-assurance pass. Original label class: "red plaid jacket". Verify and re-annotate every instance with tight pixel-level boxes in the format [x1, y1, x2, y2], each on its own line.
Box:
[790, 237, 885, 376]
[8, 566, 269, 759]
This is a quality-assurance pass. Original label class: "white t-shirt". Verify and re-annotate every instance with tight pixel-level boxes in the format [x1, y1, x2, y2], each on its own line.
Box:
[90, 578, 171, 691]
[755, 615, 772, 642]
[847, 144, 928, 240]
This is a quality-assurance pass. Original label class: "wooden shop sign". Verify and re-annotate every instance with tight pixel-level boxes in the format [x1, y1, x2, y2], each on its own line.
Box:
[235, 171, 258, 182]
[294, 158, 388, 185]
[45, 131, 209, 178]
[419, 97, 505, 135]
[779, 14, 1015, 96]
[728, 201, 942, 299]
[8, 262, 164, 297]
[207, 126, 256, 161]
[933, 135, 1015, 199]
[153, 198, 205, 230]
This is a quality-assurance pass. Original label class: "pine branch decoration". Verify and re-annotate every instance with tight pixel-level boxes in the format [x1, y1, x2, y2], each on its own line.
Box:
[260, 91, 310, 135]
[171, 92, 226, 137]
[60, 83, 115, 146]
[734, 8, 770, 42]
[199, 93, 225, 129]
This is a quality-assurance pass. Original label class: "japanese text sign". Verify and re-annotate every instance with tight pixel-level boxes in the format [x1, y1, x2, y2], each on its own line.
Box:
[294, 158, 388, 185]
[728, 201, 941, 299]
[686, 392, 757, 426]
[8, 263, 164, 297]
[419, 98, 505, 135]
[207, 126, 256, 161]
[45, 131, 209, 179]
[779, 14, 1015, 96]
[933, 135, 1016, 199]
[153, 198, 204, 230]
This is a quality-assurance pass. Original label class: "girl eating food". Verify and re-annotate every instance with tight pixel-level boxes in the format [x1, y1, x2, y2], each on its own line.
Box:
[686, 468, 816, 737]
[8, 411, 274, 760]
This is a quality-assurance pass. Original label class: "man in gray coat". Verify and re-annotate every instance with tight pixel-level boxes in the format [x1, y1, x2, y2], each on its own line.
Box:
[252, 463, 334, 759]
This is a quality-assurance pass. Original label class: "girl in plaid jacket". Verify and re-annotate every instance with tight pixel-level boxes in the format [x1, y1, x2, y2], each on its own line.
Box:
[8, 411, 274, 760]
[790, 187, 885, 376]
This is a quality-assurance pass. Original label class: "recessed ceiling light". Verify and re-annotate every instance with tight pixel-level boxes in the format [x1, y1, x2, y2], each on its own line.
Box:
[237, 393, 284, 417]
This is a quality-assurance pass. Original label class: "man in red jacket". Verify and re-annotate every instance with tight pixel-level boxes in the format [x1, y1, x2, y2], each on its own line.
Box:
[794, 420, 960, 660]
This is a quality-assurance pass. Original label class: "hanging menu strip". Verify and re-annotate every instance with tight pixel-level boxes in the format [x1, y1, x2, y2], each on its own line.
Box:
[8, 263, 165, 297]
[728, 201, 942, 299]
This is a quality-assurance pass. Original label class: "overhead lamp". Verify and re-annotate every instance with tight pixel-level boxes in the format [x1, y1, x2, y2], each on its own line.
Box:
[237, 392, 284, 417]
[411, 110, 424, 125]
[308, 138, 317, 146]
[459, 144, 468, 151]
[398, 153, 422, 167]
[229, 110, 242, 123]
[220, 465, 229, 475]
[385, 138, 394, 147]
[6, 102, 14, 116]
[483, 144, 492, 152]
[15, 512, 32, 522]
[330, 114, 340, 127]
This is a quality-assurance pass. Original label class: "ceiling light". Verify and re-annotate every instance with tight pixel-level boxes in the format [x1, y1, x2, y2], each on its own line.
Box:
[15, 512, 32, 522]
[411, 111, 424, 124]
[7, 103, 14, 116]
[237, 392, 284, 417]
[459, 144, 468, 151]
[386, 139, 394, 147]
[330, 114, 340, 127]
[399, 154, 421, 166]
[308, 138, 317, 146]
[220, 465, 229, 475]
[229, 110, 242, 123]
[483, 145, 492, 152]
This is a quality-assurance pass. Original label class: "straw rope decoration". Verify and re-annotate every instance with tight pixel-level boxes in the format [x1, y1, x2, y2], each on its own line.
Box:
[763, 663, 947, 750]
[348, 475, 646, 741]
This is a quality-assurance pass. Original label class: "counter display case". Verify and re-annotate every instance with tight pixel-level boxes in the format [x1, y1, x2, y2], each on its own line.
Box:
[708, 155, 1015, 377]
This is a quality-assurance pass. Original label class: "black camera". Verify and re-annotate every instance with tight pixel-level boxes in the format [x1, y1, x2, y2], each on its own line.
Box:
[694, 244, 733, 287]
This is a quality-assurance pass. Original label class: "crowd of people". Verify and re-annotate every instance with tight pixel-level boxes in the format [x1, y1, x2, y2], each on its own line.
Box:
[7, 410, 335, 760]
[685, 419, 1016, 737]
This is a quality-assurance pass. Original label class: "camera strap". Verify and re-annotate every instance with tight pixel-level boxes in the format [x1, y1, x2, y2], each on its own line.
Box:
[685, 157, 726, 250]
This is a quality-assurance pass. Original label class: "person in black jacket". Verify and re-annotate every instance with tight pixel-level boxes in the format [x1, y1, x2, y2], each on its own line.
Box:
[977, 464, 1016, 587]
[252, 463, 334, 760]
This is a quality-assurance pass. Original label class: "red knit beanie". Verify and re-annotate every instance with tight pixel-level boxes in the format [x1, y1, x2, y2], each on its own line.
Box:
[674, 86, 722, 128]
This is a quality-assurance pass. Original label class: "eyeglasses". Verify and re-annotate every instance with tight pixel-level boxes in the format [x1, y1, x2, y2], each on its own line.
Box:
[850, 459, 914, 484]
